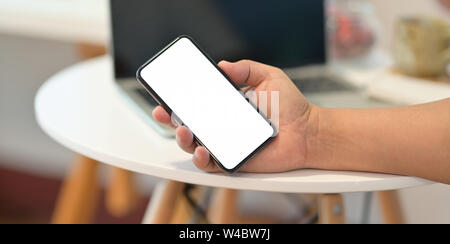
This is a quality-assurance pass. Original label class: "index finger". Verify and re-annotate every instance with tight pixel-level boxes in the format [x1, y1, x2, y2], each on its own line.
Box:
[152, 106, 175, 127]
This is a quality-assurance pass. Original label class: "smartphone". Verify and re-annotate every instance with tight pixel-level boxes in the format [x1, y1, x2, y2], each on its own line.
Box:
[136, 36, 276, 173]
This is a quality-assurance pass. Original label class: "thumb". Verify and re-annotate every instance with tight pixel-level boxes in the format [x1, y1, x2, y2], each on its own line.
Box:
[218, 60, 274, 87]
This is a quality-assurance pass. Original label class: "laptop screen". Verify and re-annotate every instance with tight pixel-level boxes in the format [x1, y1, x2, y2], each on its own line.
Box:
[110, 0, 325, 79]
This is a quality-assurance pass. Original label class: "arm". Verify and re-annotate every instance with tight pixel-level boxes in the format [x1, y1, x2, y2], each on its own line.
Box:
[153, 59, 450, 184]
[307, 99, 450, 184]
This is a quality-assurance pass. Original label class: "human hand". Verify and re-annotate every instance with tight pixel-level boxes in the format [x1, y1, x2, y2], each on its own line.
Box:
[152, 60, 319, 173]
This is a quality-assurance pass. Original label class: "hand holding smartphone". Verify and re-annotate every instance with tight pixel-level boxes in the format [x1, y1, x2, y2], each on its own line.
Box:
[137, 36, 276, 173]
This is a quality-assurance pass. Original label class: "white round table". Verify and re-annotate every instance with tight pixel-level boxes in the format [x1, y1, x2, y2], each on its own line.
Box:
[35, 56, 432, 223]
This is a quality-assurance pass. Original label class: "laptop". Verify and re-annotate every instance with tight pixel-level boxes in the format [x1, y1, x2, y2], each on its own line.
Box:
[109, 0, 372, 138]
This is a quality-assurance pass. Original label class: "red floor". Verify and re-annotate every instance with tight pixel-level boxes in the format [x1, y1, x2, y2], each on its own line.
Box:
[0, 165, 150, 224]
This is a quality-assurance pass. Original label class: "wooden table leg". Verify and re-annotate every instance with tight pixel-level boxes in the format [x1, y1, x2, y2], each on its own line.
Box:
[318, 194, 346, 224]
[208, 188, 239, 224]
[51, 43, 108, 224]
[170, 185, 209, 224]
[377, 190, 404, 224]
[51, 156, 100, 224]
[106, 168, 138, 217]
[142, 180, 185, 224]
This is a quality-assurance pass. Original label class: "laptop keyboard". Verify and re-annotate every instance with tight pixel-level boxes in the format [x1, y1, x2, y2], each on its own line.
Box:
[293, 77, 354, 93]
[135, 88, 159, 106]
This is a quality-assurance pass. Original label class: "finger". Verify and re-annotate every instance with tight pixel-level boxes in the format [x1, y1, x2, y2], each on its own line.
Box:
[193, 147, 219, 173]
[218, 60, 276, 87]
[176, 126, 196, 153]
[152, 106, 174, 127]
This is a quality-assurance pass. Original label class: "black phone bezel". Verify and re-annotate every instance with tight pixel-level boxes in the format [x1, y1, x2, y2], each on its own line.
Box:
[136, 35, 276, 174]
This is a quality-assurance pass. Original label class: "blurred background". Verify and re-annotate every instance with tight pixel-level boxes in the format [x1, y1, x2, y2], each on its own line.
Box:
[0, 0, 449, 224]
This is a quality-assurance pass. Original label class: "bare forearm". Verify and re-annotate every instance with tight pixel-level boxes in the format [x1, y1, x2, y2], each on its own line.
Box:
[306, 99, 450, 184]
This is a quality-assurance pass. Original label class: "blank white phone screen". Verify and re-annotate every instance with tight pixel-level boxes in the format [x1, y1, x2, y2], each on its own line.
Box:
[139, 37, 274, 170]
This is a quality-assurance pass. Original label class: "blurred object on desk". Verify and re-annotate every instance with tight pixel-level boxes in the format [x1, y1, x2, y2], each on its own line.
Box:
[325, 0, 391, 87]
[439, 0, 450, 11]
[370, 0, 450, 51]
[392, 17, 450, 77]
[327, 0, 379, 60]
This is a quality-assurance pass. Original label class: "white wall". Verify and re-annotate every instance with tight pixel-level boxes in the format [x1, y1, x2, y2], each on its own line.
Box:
[0, 34, 77, 177]
[399, 184, 450, 223]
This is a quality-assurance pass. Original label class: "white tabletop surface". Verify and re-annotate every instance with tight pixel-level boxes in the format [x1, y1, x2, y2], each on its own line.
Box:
[34, 56, 432, 193]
